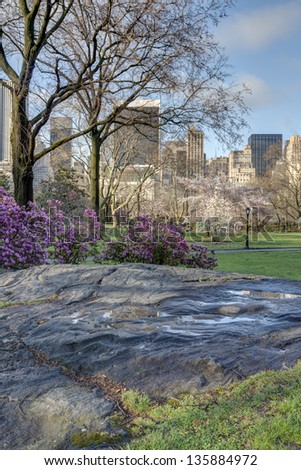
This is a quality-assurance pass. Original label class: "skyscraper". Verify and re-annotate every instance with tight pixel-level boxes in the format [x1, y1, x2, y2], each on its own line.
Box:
[285, 135, 301, 166]
[50, 116, 73, 170]
[114, 99, 160, 201]
[206, 156, 229, 178]
[187, 126, 205, 178]
[229, 145, 255, 185]
[284, 135, 301, 183]
[115, 99, 160, 167]
[162, 140, 187, 182]
[0, 80, 13, 189]
[0, 80, 12, 165]
[33, 139, 52, 193]
[248, 134, 283, 176]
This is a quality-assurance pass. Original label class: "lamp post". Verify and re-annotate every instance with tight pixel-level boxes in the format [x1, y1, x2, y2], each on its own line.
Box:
[245, 207, 251, 249]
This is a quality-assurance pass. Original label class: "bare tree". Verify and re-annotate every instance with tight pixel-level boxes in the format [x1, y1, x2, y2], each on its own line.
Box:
[0, 1, 77, 203]
[44, 0, 249, 214]
[263, 142, 283, 172]
[0, 0, 248, 207]
[96, 131, 162, 225]
[269, 161, 301, 223]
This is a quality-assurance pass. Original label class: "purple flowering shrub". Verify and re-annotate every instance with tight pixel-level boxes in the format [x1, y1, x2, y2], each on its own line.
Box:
[47, 201, 102, 264]
[98, 215, 189, 265]
[0, 190, 214, 270]
[0, 190, 102, 269]
[97, 214, 217, 269]
[183, 243, 218, 269]
[0, 188, 50, 269]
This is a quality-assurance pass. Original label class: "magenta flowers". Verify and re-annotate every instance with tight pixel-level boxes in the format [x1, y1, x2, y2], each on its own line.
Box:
[0, 190, 102, 269]
[97, 214, 217, 269]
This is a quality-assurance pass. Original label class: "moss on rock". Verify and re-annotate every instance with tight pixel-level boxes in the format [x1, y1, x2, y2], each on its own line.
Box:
[71, 431, 122, 448]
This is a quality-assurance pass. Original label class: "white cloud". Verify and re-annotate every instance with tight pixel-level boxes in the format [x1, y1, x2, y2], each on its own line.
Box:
[238, 73, 276, 108]
[218, 2, 301, 51]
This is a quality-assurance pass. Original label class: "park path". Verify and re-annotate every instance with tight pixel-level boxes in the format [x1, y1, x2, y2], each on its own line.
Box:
[214, 247, 301, 253]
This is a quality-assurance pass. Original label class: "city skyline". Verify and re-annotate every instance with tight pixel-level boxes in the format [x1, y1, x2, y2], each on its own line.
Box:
[205, 0, 301, 158]
[2, 0, 301, 181]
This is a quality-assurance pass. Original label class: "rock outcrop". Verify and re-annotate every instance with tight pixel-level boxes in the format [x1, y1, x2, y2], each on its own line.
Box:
[1, 264, 301, 449]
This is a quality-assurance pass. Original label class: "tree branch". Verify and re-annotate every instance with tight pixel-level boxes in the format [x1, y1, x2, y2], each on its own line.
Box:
[18, 0, 30, 16]
[0, 28, 19, 82]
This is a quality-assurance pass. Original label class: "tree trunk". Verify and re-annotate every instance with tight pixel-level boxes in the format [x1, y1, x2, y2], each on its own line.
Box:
[90, 128, 101, 215]
[11, 95, 34, 206]
[13, 166, 34, 206]
[99, 202, 107, 224]
[111, 194, 119, 228]
[136, 190, 141, 216]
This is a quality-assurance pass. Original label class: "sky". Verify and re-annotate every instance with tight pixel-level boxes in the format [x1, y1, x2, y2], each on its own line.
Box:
[205, 0, 301, 158]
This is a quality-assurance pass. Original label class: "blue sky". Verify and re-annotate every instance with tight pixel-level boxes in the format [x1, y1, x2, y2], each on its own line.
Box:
[206, 0, 301, 158]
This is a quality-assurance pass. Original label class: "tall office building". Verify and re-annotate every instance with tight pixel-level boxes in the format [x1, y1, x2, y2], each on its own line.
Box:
[229, 145, 256, 185]
[115, 99, 160, 167]
[285, 135, 301, 166]
[33, 139, 52, 193]
[284, 135, 301, 182]
[50, 116, 73, 170]
[162, 140, 187, 183]
[248, 134, 283, 176]
[114, 99, 160, 201]
[0, 80, 13, 185]
[206, 156, 229, 178]
[187, 126, 205, 178]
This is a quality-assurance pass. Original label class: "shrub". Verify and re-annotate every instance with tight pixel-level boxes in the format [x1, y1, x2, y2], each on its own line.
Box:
[0, 190, 102, 269]
[0, 188, 50, 269]
[44, 200, 102, 264]
[97, 214, 217, 269]
[183, 243, 218, 269]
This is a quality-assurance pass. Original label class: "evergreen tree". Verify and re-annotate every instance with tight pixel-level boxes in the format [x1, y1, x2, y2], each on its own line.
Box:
[0, 171, 12, 194]
[36, 167, 88, 217]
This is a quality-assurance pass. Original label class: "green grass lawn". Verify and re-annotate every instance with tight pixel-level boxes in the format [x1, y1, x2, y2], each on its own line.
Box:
[96, 231, 301, 254]
[92, 240, 301, 280]
[122, 361, 301, 450]
[186, 231, 301, 251]
[216, 251, 301, 281]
